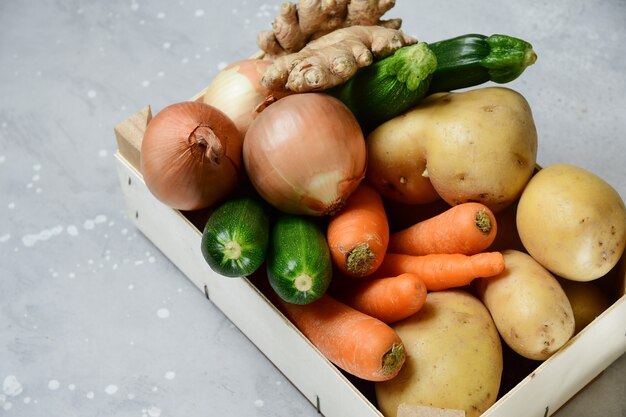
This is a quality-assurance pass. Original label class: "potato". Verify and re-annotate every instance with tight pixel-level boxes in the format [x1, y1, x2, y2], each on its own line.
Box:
[375, 290, 502, 417]
[516, 163, 626, 281]
[474, 250, 575, 361]
[558, 278, 611, 334]
[366, 87, 538, 212]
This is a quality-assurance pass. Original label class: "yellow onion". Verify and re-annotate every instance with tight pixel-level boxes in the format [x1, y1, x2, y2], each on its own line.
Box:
[140, 101, 243, 211]
[202, 59, 273, 137]
[243, 93, 367, 216]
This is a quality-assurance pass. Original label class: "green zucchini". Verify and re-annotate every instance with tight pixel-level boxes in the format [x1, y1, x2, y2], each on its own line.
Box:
[427, 33, 537, 94]
[326, 42, 438, 133]
[327, 34, 536, 133]
[201, 196, 270, 277]
[267, 214, 332, 305]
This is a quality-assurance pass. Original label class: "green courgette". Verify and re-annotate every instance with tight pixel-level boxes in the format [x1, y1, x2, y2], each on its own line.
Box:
[201, 196, 270, 277]
[326, 42, 438, 133]
[267, 214, 332, 305]
[427, 33, 537, 94]
[327, 33, 536, 133]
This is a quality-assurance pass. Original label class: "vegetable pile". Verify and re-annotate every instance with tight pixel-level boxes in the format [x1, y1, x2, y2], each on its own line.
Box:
[138, 1, 626, 416]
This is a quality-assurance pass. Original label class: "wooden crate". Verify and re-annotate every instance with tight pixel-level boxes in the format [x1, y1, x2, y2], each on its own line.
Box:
[114, 91, 626, 417]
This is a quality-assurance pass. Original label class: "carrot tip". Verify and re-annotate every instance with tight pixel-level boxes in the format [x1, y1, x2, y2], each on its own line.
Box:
[346, 243, 375, 276]
[380, 342, 405, 377]
[475, 208, 492, 234]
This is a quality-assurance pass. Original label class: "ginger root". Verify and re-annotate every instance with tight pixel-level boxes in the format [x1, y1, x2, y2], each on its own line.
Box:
[258, 0, 402, 58]
[261, 25, 416, 93]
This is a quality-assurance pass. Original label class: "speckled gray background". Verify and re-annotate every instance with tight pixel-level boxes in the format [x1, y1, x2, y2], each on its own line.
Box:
[1, 1, 624, 416]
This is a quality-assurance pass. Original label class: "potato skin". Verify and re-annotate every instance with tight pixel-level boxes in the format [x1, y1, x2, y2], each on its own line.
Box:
[375, 290, 502, 417]
[474, 250, 575, 361]
[366, 110, 440, 205]
[516, 164, 626, 281]
[366, 87, 538, 212]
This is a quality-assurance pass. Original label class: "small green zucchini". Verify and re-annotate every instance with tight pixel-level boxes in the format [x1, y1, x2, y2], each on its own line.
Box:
[267, 214, 332, 305]
[427, 33, 537, 94]
[327, 42, 438, 133]
[200, 196, 270, 277]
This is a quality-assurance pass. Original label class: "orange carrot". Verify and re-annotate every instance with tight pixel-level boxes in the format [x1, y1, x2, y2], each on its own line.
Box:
[374, 252, 505, 291]
[274, 294, 406, 381]
[388, 202, 498, 256]
[327, 183, 389, 278]
[334, 273, 428, 324]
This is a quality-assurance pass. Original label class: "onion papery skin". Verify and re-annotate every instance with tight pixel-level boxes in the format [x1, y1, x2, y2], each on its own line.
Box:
[140, 101, 243, 211]
[243, 93, 367, 216]
[202, 59, 272, 137]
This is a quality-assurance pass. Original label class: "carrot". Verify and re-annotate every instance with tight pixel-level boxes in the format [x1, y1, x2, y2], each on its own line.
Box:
[388, 202, 498, 256]
[327, 183, 389, 278]
[274, 293, 406, 381]
[374, 252, 505, 291]
[333, 273, 428, 324]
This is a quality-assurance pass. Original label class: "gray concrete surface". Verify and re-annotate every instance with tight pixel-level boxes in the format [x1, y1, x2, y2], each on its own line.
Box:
[1, 1, 624, 416]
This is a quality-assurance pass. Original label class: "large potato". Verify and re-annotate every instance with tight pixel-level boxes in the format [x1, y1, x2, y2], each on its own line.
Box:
[375, 290, 502, 417]
[366, 87, 538, 212]
[516, 163, 626, 281]
[474, 250, 575, 360]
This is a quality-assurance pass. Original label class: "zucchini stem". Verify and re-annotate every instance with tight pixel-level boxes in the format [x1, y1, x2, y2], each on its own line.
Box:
[482, 34, 537, 83]
[224, 240, 242, 260]
[387, 42, 438, 92]
[294, 274, 314, 292]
